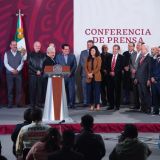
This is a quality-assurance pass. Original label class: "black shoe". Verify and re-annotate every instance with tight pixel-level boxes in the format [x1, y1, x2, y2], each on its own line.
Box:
[152, 112, 159, 115]
[131, 107, 140, 110]
[107, 106, 114, 110]
[7, 105, 12, 108]
[83, 104, 88, 107]
[114, 107, 119, 111]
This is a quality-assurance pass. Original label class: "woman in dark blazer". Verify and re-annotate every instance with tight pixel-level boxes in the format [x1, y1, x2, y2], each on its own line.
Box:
[85, 46, 102, 111]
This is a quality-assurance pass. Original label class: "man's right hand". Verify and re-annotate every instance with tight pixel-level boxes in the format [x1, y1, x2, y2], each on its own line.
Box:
[11, 69, 18, 75]
[134, 79, 138, 85]
[36, 70, 41, 76]
[151, 77, 157, 84]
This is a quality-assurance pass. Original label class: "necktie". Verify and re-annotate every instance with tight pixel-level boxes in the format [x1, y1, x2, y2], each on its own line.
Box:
[111, 55, 116, 71]
[139, 56, 145, 65]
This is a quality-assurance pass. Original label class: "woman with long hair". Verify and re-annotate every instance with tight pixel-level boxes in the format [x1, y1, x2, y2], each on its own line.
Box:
[26, 128, 61, 160]
[85, 46, 102, 111]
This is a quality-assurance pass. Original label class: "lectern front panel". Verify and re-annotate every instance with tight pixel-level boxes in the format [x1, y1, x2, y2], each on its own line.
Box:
[52, 77, 62, 120]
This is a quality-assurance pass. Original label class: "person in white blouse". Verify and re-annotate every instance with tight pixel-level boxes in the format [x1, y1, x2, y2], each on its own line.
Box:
[4, 40, 27, 108]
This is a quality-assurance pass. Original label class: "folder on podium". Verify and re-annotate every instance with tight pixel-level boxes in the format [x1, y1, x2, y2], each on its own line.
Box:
[42, 65, 73, 123]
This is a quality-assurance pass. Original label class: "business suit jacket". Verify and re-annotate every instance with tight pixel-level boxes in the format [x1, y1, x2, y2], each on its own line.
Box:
[79, 49, 89, 77]
[106, 54, 124, 80]
[135, 54, 151, 83]
[56, 53, 77, 76]
[130, 52, 142, 78]
[85, 56, 102, 83]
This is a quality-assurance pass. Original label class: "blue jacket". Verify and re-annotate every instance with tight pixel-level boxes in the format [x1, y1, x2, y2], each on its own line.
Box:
[56, 53, 77, 77]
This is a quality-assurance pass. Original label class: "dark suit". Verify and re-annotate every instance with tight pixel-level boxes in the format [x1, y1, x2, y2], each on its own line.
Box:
[130, 52, 141, 109]
[135, 54, 151, 112]
[56, 53, 77, 107]
[28, 51, 46, 107]
[42, 55, 57, 103]
[100, 52, 112, 105]
[79, 49, 89, 105]
[122, 51, 135, 104]
[106, 54, 124, 109]
[75, 130, 106, 160]
[150, 56, 160, 114]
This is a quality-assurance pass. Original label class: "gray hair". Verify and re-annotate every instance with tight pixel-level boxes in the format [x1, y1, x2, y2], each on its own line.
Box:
[46, 46, 56, 54]
[142, 44, 150, 52]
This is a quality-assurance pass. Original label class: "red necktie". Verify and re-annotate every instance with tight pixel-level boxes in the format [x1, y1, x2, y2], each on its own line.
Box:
[140, 56, 145, 65]
[111, 55, 116, 71]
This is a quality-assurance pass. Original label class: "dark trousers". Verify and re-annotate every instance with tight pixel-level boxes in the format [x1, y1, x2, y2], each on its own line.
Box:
[151, 82, 160, 113]
[6, 74, 22, 106]
[42, 76, 48, 104]
[29, 75, 43, 107]
[64, 77, 75, 107]
[138, 82, 151, 112]
[108, 76, 121, 108]
[122, 71, 132, 104]
[87, 81, 101, 105]
[132, 79, 140, 108]
[100, 76, 109, 105]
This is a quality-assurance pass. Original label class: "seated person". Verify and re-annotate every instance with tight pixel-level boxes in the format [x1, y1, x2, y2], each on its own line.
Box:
[109, 124, 151, 160]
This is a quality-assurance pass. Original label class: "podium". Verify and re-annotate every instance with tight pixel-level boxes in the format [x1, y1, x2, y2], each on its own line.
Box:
[42, 65, 73, 123]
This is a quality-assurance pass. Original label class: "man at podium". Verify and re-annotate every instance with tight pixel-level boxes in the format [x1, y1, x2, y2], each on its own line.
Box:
[56, 44, 77, 108]
[42, 46, 57, 103]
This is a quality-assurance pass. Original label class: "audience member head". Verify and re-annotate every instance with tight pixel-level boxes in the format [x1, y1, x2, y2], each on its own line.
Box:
[87, 40, 94, 50]
[23, 108, 32, 123]
[61, 43, 70, 55]
[128, 42, 135, 52]
[88, 46, 100, 61]
[113, 44, 120, 55]
[123, 124, 138, 139]
[46, 46, 56, 59]
[33, 41, 41, 53]
[30, 108, 42, 122]
[81, 114, 94, 130]
[41, 128, 61, 152]
[62, 130, 75, 149]
[102, 44, 108, 53]
[10, 41, 17, 52]
[141, 44, 149, 56]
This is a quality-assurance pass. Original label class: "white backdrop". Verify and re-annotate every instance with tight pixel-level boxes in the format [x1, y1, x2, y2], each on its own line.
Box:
[74, 0, 160, 59]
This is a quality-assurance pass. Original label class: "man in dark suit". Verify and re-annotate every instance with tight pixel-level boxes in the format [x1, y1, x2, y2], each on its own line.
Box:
[100, 44, 111, 106]
[106, 44, 124, 110]
[75, 114, 106, 160]
[150, 46, 160, 115]
[56, 44, 77, 108]
[42, 46, 57, 103]
[135, 44, 152, 113]
[28, 41, 46, 108]
[130, 42, 143, 109]
[122, 42, 136, 105]
[79, 40, 94, 106]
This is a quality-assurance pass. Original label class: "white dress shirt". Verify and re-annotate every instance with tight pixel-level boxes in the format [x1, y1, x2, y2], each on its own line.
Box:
[4, 50, 24, 72]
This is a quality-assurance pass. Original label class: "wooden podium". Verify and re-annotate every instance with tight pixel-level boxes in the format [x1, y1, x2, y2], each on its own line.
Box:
[42, 65, 73, 123]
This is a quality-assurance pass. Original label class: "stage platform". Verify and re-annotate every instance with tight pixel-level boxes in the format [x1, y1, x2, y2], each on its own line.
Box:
[0, 105, 160, 134]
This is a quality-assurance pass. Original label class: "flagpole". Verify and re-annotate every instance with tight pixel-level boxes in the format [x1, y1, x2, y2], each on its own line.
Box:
[16, 9, 24, 16]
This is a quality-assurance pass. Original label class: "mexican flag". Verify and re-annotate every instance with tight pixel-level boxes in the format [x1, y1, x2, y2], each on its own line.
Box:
[15, 10, 26, 50]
